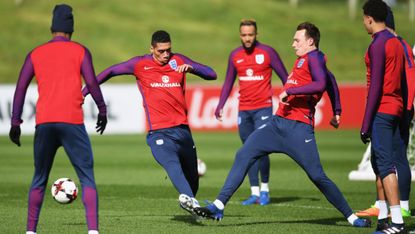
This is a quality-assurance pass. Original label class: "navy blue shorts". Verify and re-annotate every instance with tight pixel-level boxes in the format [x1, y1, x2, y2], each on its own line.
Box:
[370, 113, 401, 179]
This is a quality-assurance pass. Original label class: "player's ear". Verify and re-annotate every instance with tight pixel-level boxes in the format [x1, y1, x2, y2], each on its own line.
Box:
[150, 46, 154, 54]
[368, 16, 373, 25]
[307, 37, 314, 47]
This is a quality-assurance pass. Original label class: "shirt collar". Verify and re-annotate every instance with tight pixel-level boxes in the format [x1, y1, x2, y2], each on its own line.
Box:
[49, 36, 71, 42]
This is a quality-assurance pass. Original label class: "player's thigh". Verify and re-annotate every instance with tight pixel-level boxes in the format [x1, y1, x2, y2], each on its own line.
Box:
[147, 131, 180, 167]
[371, 113, 399, 177]
[283, 122, 323, 174]
[399, 109, 413, 146]
[177, 129, 198, 171]
[238, 110, 255, 142]
[32, 124, 60, 184]
[240, 119, 283, 157]
[392, 123, 410, 168]
[253, 107, 273, 129]
[60, 124, 94, 170]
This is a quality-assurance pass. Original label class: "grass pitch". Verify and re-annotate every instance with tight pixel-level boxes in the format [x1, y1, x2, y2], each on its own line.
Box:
[1, 130, 414, 233]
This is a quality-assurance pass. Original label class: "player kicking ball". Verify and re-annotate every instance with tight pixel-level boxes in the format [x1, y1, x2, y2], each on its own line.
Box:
[193, 22, 371, 228]
[83, 30, 217, 218]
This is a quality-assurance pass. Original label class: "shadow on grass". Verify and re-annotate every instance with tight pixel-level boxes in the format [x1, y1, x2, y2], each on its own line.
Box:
[62, 222, 85, 226]
[171, 215, 205, 225]
[196, 217, 350, 228]
[278, 217, 349, 227]
[270, 196, 319, 204]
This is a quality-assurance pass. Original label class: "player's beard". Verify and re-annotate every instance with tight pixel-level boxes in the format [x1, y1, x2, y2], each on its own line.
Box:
[243, 40, 256, 54]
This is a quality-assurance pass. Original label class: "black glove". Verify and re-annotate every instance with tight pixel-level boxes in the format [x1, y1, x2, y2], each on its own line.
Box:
[360, 132, 370, 144]
[96, 114, 107, 135]
[9, 125, 21, 147]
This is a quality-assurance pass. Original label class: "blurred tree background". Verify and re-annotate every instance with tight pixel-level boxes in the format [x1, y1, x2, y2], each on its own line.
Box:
[1, 0, 414, 84]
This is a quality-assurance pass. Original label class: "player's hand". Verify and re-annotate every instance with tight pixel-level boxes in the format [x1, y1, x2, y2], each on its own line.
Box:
[330, 115, 341, 129]
[215, 108, 223, 121]
[279, 91, 289, 105]
[9, 125, 21, 147]
[176, 64, 194, 73]
[96, 114, 107, 135]
[360, 132, 370, 144]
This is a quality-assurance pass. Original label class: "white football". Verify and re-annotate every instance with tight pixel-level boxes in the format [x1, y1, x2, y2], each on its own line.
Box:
[51, 178, 78, 204]
[197, 159, 207, 177]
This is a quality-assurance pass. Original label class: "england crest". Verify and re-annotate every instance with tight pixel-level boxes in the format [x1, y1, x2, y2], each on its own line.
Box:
[169, 59, 177, 70]
[297, 58, 305, 68]
[255, 54, 264, 64]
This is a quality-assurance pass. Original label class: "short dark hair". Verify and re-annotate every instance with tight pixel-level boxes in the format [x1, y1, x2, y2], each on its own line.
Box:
[385, 5, 395, 30]
[296, 22, 320, 48]
[362, 0, 388, 22]
[151, 30, 171, 47]
[240, 19, 257, 33]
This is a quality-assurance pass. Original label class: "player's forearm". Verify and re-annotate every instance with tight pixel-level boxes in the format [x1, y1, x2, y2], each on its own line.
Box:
[216, 72, 236, 111]
[361, 80, 382, 133]
[286, 80, 326, 95]
[177, 54, 217, 80]
[82, 59, 136, 96]
[83, 73, 107, 115]
[191, 63, 217, 80]
[270, 56, 288, 84]
[326, 70, 342, 115]
[11, 54, 34, 126]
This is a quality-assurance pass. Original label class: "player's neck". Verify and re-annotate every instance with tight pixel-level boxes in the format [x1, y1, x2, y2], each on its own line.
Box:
[303, 46, 317, 56]
[52, 32, 71, 40]
[371, 23, 386, 35]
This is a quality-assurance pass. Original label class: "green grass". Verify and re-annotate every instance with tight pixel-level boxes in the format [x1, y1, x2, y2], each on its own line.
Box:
[1, 0, 414, 84]
[1, 130, 414, 233]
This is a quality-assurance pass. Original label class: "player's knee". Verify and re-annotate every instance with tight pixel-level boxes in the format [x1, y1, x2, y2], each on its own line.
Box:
[31, 176, 49, 189]
[79, 178, 96, 189]
[235, 150, 254, 166]
[308, 172, 328, 184]
[378, 168, 396, 180]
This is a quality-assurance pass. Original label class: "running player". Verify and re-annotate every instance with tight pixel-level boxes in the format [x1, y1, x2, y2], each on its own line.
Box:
[215, 19, 288, 206]
[9, 4, 107, 234]
[82, 30, 217, 217]
[360, 1, 407, 233]
[193, 22, 371, 229]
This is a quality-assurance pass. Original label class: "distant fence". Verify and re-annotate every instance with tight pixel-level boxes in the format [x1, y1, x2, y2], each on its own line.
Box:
[0, 84, 367, 135]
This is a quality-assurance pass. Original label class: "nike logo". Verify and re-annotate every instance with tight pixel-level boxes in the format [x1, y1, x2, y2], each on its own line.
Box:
[144, 66, 153, 70]
[261, 116, 269, 121]
[258, 124, 267, 129]
[305, 139, 313, 143]
[236, 59, 244, 63]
